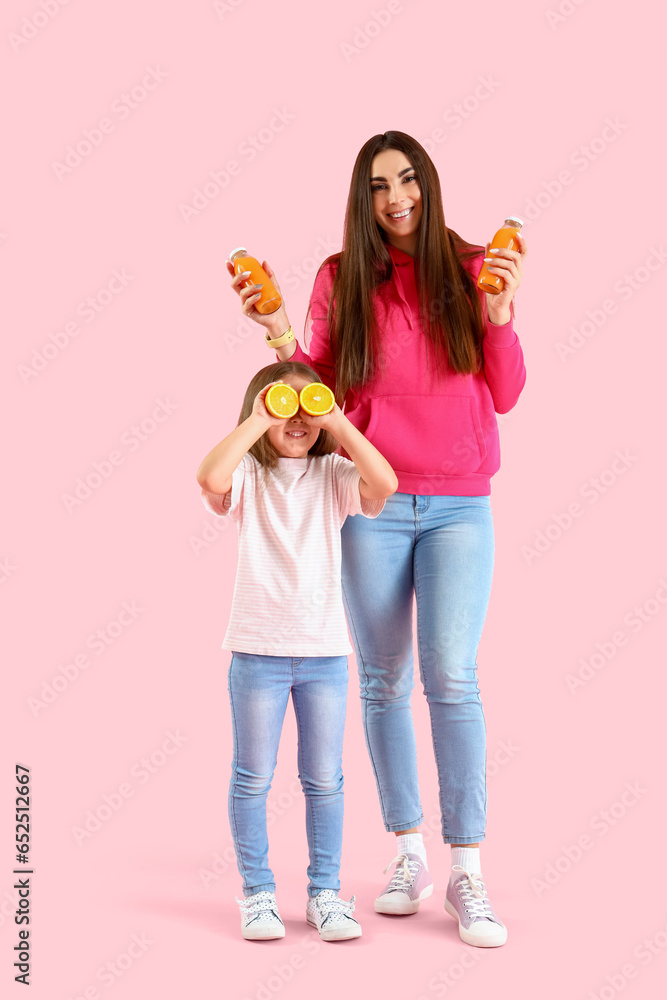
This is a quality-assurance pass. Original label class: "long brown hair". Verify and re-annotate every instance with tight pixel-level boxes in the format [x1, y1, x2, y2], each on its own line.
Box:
[308, 131, 487, 402]
[239, 361, 338, 468]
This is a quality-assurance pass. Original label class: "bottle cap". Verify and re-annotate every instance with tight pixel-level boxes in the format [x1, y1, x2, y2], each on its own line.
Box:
[504, 216, 524, 227]
[229, 246, 248, 260]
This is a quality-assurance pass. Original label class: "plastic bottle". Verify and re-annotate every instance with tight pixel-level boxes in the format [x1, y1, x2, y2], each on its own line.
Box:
[229, 247, 282, 314]
[476, 217, 524, 295]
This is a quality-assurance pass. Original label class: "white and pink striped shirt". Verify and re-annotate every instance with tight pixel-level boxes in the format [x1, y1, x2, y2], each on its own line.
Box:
[201, 452, 385, 656]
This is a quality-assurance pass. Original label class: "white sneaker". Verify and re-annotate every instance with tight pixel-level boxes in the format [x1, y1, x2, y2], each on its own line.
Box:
[306, 889, 362, 941]
[236, 891, 285, 940]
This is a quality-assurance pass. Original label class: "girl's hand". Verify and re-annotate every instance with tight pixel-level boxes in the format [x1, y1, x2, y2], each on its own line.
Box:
[483, 232, 528, 321]
[225, 258, 291, 334]
[252, 382, 294, 427]
[299, 401, 343, 434]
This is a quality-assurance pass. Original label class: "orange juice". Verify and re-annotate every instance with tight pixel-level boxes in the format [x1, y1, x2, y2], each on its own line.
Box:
[476, 217, 523, 295]
[229, 247, 282, 314]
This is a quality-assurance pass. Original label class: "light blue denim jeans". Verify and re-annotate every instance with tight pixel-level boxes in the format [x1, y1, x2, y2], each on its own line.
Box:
[340, 492, 495, 844]
[228, 652, 348, 897]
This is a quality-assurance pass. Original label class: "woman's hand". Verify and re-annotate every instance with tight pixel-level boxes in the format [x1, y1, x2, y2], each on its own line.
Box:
[225, 258, 291, 336]
[483, 232, 528, 323]
[251, 382, 296, 428]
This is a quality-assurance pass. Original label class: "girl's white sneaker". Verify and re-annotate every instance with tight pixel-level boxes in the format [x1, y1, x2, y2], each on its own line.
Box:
[306, 889, 362, 941]
[236, 891, 285, 940]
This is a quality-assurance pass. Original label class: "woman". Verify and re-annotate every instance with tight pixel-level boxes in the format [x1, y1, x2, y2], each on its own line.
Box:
[226, 130, 527, 947]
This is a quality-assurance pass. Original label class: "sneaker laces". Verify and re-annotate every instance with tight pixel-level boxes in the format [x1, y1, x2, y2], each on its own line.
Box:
[451, 865, 496, 921]
[382, 853, 422, 889]
[236, 892, 282, 924]
[311, 889, 357, 925]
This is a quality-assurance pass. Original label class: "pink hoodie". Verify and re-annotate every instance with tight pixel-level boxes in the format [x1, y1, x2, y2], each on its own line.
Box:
[285, 242, 526, 496]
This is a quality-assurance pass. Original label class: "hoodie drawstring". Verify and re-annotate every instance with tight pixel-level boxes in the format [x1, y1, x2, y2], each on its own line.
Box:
[390, 262, 414, 330]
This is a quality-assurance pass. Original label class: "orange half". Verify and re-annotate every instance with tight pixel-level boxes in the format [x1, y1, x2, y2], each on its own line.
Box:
[299, 382, 335, 416]
[265, 383, 299, 419]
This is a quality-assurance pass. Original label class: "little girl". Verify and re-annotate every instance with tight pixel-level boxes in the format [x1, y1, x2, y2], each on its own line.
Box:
[196, 360, 397, 942]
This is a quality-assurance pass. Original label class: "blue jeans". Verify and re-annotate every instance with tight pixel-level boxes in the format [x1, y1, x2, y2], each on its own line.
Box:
[340, 492, 495, 844]
[228, 652, 348, 897]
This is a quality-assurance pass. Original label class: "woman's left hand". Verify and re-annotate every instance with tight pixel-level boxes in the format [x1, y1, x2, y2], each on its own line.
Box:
[484, 232, 528, 322]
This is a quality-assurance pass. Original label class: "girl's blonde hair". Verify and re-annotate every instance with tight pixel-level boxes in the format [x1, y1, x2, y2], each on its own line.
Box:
[239, 361, 339, 468]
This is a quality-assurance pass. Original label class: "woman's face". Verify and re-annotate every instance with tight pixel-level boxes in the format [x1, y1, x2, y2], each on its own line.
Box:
[370, 148, 422, 254]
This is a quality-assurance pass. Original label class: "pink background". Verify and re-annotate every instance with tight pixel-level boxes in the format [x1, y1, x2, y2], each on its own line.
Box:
[3, 1, 665, 997]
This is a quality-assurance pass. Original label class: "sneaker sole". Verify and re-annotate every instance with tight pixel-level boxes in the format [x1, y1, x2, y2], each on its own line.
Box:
[374, 882, 433, 915]
[306, 916, 362, 941]
[444, 898, 507, 947]
[242, 926, 285, 940]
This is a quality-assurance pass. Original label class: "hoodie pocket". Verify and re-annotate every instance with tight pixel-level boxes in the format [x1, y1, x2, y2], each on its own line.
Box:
[365, 394, 487, 477]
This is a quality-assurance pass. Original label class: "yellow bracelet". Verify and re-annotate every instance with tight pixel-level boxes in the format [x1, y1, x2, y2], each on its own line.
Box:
[265, 326, 295, 349]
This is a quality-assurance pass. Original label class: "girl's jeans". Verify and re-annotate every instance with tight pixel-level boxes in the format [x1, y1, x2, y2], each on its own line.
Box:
[228, 652, 348, 897]
[340, 492, 495, 845]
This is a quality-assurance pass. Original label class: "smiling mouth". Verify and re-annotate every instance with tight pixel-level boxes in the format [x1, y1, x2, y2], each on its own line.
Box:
[388, 207, 413, 219]
[286, 430, 307, 438]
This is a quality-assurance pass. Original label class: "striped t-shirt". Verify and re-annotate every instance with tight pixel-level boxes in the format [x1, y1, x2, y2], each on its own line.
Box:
[201, 452, 385, 655]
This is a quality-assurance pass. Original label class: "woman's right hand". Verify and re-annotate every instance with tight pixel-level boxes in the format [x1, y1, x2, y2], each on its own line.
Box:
[225, 259, 291, 336]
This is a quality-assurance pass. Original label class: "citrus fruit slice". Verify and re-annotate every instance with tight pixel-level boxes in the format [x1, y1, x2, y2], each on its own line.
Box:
[299, 382, 335, 416]
[265, 383, 299, 419]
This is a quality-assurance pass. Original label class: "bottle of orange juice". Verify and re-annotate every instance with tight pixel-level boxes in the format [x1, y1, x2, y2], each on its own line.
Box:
[476, 217, 524, 295]
[229, 247, 282, 314]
